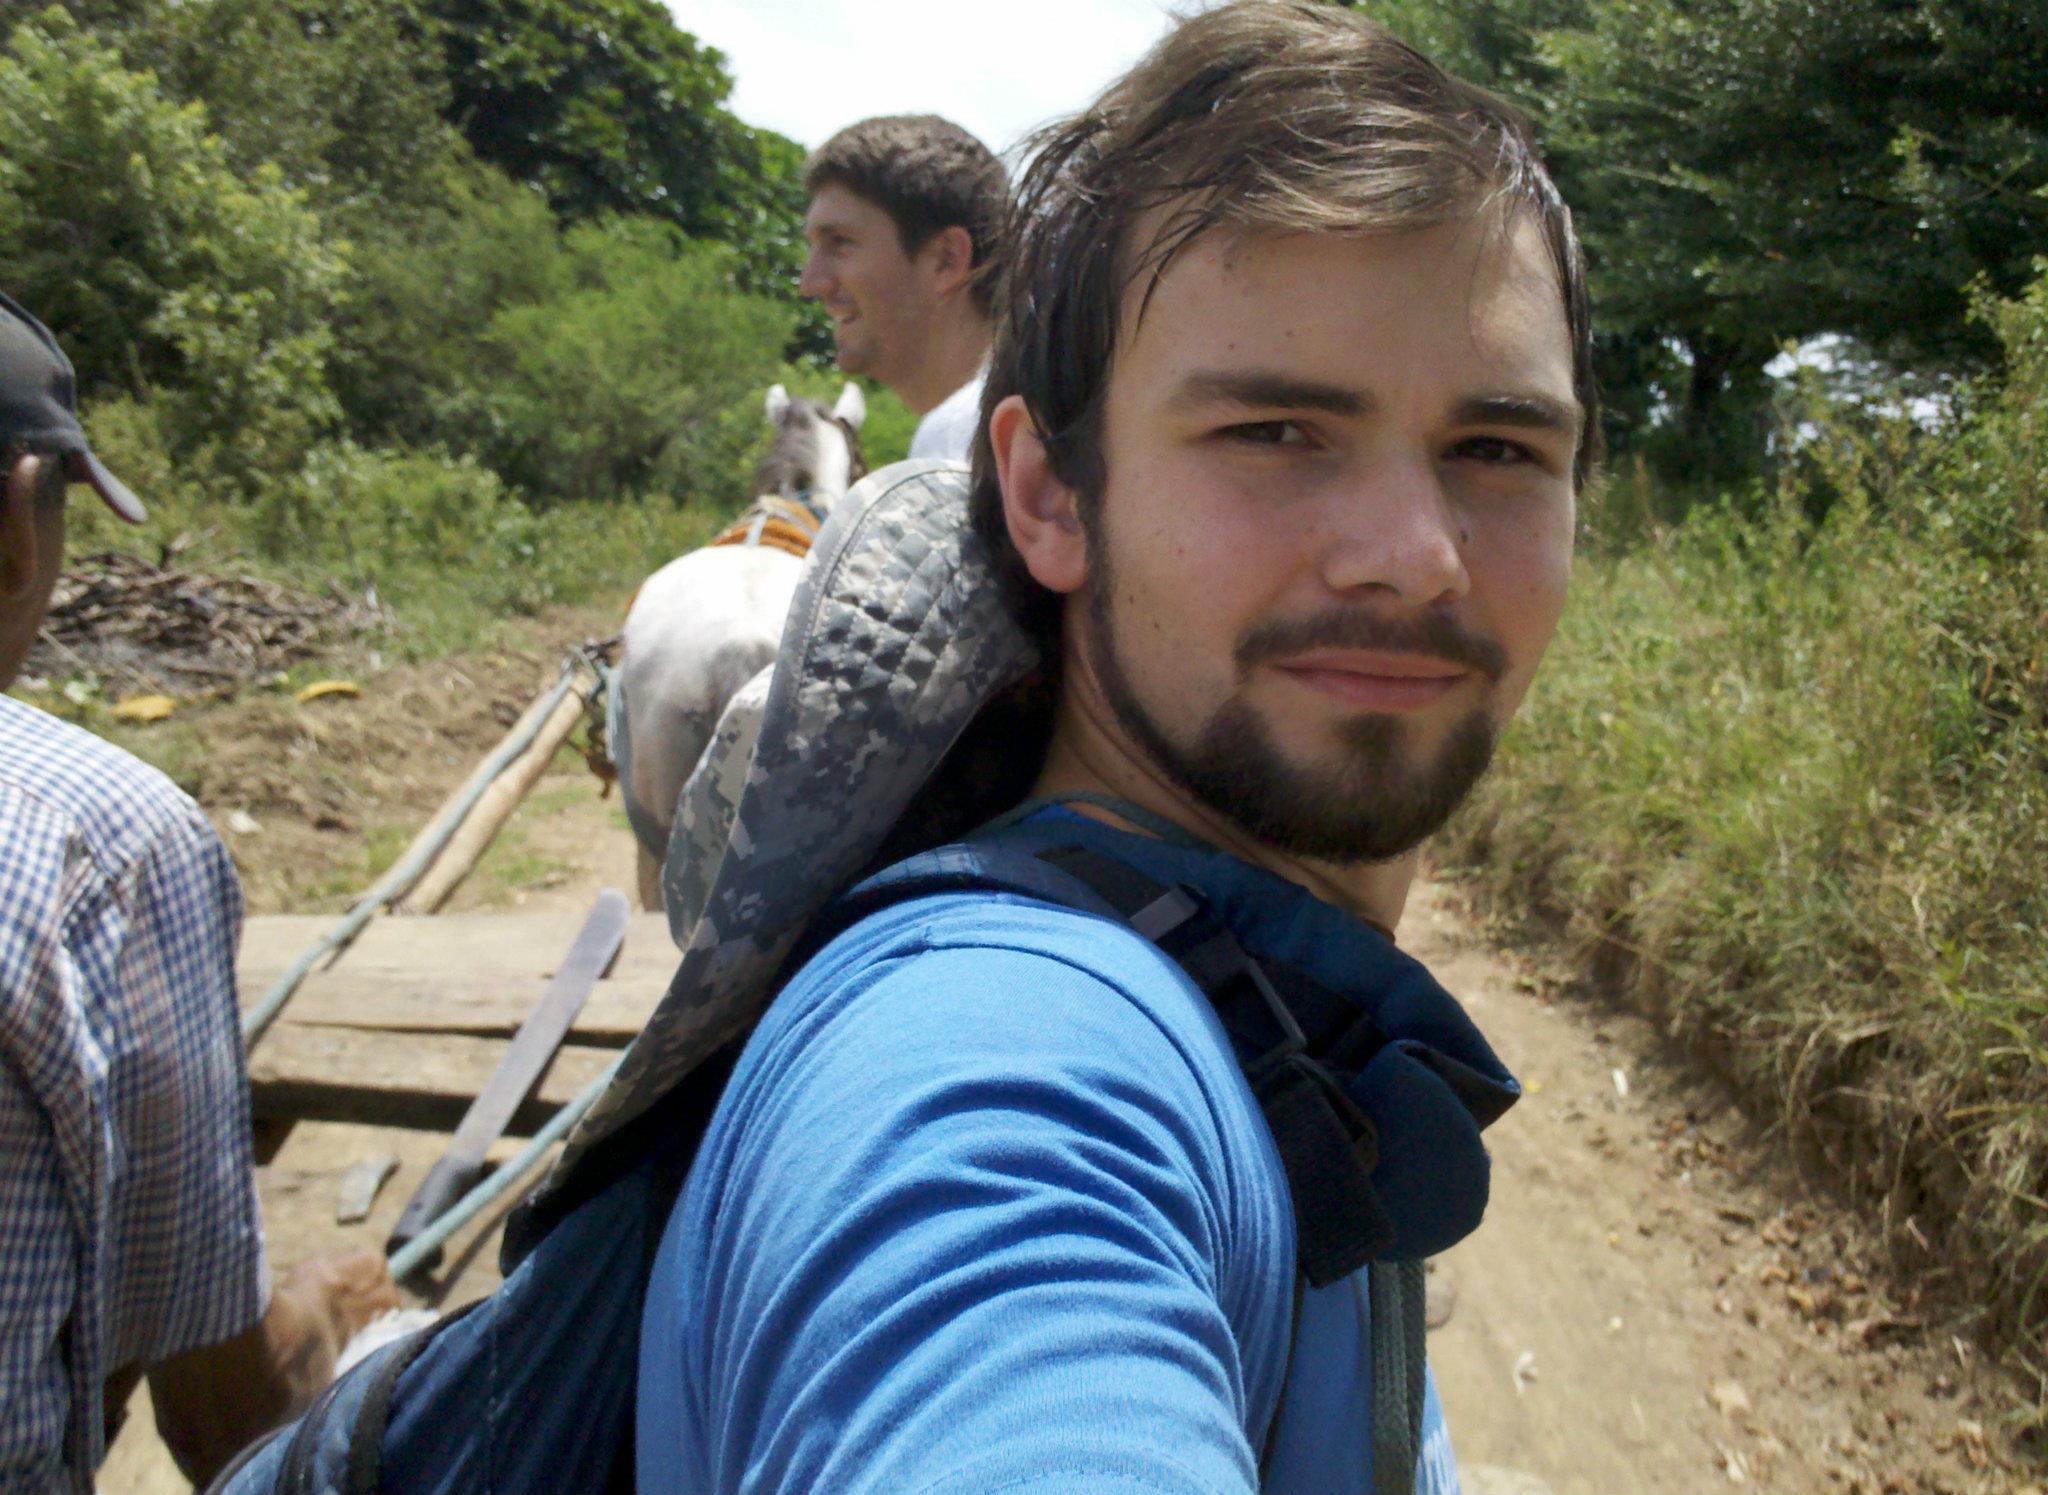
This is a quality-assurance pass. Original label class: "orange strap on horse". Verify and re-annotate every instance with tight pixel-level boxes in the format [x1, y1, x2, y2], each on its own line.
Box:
[619, 497, 825, 620]
[707, 496, 825, 562]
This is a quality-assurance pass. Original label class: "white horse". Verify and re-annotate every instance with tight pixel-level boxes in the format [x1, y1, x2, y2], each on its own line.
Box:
[617, 382, 867, 909]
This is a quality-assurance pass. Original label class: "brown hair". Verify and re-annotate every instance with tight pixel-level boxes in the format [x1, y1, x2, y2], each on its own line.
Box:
[968, 0, 1599, 636]
[805, 115, 1009, 316]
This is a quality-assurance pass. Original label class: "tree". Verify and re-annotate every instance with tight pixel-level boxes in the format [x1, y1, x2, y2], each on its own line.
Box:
[0, 9, 345, 487]
[1348, 0, 2048, 486]
[471, 220, 788, 503]
[134, 0, 460, 221]
[1547, 0, 2048, 376]
[323, 158, 572, 454]
[1356, 0, 1582, 101]
[409, 0, 824, 358]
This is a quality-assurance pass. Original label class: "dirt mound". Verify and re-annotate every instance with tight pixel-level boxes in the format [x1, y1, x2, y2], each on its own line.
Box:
[149, 607, 618, 913]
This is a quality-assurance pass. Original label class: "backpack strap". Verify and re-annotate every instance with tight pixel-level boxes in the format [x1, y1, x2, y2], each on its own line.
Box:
[831, 837, 1440, 1495]
[1030, 843, 1398, 1283]
[1024, 843, 1424, 1495]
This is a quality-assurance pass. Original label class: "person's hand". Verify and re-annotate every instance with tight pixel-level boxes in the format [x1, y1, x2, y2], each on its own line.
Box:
[148, 1250, 402, 1482]
[277, 1248, 404, 1356]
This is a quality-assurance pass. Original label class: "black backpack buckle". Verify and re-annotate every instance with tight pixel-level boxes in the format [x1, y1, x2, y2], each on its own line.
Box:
[1129, 883, 1307, 1086]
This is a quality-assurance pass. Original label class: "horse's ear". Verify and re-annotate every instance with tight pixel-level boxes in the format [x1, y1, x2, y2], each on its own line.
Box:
[765, 383, 791, 423]
[832, 382, 867, 431]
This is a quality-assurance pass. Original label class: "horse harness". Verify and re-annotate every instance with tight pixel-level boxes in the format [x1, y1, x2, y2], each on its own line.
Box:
[706, 493, 831, 562]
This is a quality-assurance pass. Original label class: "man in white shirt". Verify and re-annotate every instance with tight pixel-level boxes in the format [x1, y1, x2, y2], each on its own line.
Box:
[798, 116, 1005, 462]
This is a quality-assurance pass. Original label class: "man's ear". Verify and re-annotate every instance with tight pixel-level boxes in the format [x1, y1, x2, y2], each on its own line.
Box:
[921, 225, 976, 300]
[988, 395, 1087, 595]
[1, 454, 47, 604]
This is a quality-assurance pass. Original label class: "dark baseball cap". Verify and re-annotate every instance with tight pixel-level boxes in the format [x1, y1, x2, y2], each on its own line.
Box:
[0, 289, 146, 524]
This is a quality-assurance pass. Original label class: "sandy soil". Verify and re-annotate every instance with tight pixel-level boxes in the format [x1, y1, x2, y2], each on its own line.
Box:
[1406, 887, 2032, 1495]
[91, 641, 2039, 1494]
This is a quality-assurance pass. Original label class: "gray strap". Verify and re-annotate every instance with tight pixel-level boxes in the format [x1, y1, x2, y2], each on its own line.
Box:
[1367, 1259, 1428, 1495]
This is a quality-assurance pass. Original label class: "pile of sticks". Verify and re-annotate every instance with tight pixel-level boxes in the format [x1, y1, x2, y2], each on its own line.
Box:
[28, 550, 386, 691]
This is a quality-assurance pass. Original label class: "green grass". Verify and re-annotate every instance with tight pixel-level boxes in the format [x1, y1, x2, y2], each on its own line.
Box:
[61, 390, 755, 667]
[521, 781, 593, 819]
[1439, 278, 2048, 1418]
[464, 822, 574, 906]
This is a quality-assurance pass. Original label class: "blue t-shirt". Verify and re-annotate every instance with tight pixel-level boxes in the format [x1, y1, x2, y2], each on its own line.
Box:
[638, 811, 1464, 1494]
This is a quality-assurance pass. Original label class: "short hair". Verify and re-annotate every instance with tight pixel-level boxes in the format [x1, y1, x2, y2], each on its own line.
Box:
[968, 0, 1599, 639]
[805, 115, 1009, 316]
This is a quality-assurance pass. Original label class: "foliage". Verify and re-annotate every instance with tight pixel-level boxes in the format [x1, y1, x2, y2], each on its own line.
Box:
[1438, 261, 2048, 1377]
[740, 128, 834, 365]
[70, 391, 740, 658]
[468, 220, 789, 504]
[322, 158, 572, 454]
[1350, 0, 2048, 487]
[1358, 0, 1581, 99]
[122, 0, 458, 221]
[416, 0, 744, 231]
[0, 9, 347, 491]
[409, 0, 822, 355]
[1547, 0, 2048, 372]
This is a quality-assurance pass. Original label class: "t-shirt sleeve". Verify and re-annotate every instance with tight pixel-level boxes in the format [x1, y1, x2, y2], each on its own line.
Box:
[639, 935, 1277, 1495]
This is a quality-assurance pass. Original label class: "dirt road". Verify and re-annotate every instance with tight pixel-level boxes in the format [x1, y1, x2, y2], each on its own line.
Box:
[1404, 888, 2029, 1495]
[94, 647, 2035, 1494]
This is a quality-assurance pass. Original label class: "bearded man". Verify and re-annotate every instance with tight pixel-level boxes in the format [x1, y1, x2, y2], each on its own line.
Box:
[635, 5, 1596, 1491]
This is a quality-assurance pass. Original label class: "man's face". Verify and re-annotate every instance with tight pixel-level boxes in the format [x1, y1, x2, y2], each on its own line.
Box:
[1072, 216, 1579, 863]
[799, 183, 937, 389]
[0, 453, 67, 689]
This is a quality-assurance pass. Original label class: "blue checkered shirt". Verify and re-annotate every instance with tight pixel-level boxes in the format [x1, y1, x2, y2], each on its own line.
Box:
[0, 695, 267, 1491]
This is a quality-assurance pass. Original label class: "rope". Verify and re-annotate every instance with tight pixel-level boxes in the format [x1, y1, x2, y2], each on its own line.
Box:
[241, 649, 605, 1046]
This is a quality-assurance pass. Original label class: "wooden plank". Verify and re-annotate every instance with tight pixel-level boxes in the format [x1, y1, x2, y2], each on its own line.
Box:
[247, 1025, 613, 1133]
[238, 912, 676, 986]
[262, 971, 661, 1046]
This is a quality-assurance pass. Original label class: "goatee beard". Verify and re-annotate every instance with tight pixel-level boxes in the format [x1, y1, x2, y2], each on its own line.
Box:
[1085, 580, 1502, 865]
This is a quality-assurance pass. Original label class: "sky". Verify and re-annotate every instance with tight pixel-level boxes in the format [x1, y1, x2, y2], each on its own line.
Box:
[664, 0, 1185, 157]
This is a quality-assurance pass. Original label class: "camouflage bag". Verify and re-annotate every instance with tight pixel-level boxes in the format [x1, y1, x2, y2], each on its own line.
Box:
[208, 459, 1055, 1495]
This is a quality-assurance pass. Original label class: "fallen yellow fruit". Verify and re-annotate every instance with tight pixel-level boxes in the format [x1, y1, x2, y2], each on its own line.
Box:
[295, 680, 361, 704]
[110, 694, 176, 722]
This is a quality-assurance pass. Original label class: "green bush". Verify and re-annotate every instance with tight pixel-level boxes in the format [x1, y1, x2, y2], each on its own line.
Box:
[269, 444, 734, 649]
[0, 8, 345, 491]
[472, 219, 786, 504]
[1440, 262, 2048, 1383]
[128, 0, 456, 219]
[325, 158, 572, 456]
[66, 406, 739, 656]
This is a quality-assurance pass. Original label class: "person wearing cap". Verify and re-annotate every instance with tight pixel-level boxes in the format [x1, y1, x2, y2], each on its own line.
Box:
[0, 290, 398, 1490]
[798, 115, 1006, 462]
